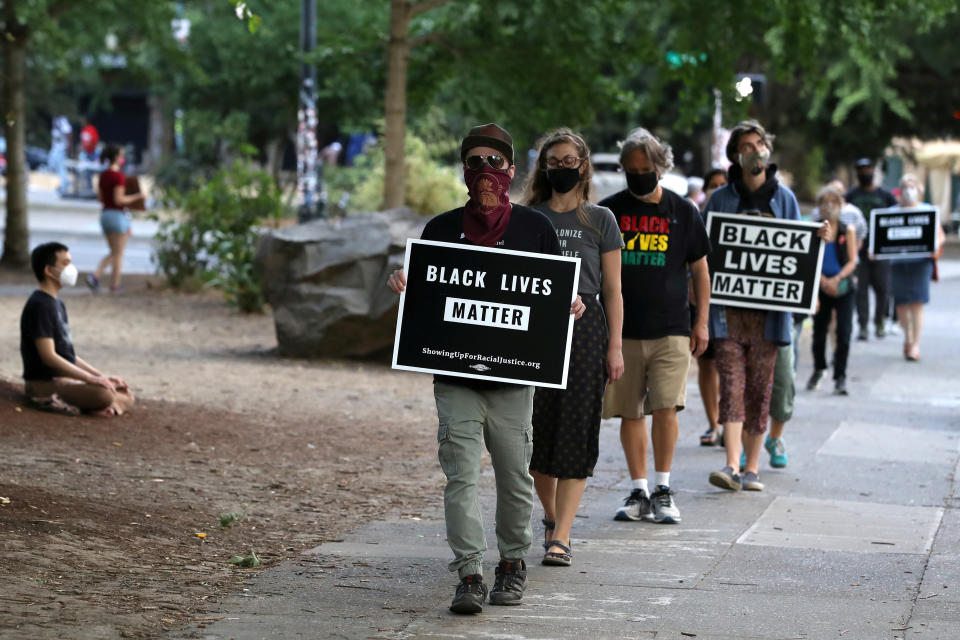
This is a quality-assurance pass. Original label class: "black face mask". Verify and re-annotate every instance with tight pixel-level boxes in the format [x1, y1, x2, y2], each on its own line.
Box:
[857, 172, 874, 188]
[626, 171, 658, 197]
[545, 167, 580, 194]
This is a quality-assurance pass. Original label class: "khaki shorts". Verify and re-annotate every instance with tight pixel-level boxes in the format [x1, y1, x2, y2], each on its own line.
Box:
[602, 336, 690, 419]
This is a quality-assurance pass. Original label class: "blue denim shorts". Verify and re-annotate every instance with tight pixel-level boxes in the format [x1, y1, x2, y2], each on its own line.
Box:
[100, 209, 130, 234]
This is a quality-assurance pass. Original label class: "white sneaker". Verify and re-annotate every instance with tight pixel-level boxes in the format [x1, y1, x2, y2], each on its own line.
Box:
[650, 485, 681, 524]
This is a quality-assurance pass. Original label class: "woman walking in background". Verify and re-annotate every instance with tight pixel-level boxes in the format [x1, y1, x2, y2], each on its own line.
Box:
[890, 175, 945, 361]
[807, 185, 859, 395]
[87, 144, 144, 293]
[522, 128, 624, 566]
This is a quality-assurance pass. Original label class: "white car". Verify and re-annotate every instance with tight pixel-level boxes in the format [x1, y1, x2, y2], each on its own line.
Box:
[590, 153, 626, 202]
[590, 152, 688, 201]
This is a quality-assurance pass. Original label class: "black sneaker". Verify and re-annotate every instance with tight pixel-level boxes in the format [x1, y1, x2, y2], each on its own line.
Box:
[857, 327, 868, 341]
[834, 377, 848, 396]
[614, 488, 653, 521]
[450, 574, 487, 614]
[489, 560, 526, 606]
[806, 369, 825, 391]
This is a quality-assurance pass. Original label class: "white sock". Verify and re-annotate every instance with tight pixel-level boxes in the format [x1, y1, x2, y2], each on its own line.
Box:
[631, 478, 649, 494]
[654, 472, 670, 488]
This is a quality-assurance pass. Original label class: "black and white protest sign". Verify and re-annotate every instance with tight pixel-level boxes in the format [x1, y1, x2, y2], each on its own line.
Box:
[869, 206, 939, 260]
[706, 212, 825, 315]
[392, 239, 580, 388]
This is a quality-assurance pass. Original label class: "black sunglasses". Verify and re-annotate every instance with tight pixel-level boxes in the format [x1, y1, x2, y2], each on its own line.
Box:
[465, 154, 508, 171]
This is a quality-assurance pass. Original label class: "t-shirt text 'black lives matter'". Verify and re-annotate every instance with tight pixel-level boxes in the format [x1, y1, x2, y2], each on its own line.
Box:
[600, 188, 711, 339]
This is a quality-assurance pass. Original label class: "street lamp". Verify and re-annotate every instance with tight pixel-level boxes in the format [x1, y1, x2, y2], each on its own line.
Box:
[297, 0, 324, 222]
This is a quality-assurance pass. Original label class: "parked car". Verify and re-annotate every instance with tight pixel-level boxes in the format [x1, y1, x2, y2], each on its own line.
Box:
[0, 137, 49, 170]
[590, 153, 626, 202]
[25, 146, 49, 170]
[591, 152, 689, 201]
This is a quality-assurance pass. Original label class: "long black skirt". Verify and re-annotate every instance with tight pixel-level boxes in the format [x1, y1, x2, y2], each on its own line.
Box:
[530, 295, 608, 479]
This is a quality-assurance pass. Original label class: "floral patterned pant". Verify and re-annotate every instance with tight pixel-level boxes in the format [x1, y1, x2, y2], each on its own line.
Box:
[715, 309, 778, 435]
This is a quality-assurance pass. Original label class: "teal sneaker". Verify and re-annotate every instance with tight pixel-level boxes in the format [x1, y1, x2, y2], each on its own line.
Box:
[765, 437, 787, 468]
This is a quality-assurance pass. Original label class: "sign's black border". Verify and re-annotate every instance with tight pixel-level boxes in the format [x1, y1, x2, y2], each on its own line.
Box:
[868, 206, 940, 261]
[706, 212, 825, 315]
[391, 239, 581, 388]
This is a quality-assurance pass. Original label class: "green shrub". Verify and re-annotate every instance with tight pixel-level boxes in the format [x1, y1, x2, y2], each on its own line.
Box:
[330, 133, 464, 216]
[152, 159, 287, 312]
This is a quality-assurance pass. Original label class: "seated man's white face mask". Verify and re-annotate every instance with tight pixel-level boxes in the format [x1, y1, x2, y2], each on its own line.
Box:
[56, 264, 78, 287]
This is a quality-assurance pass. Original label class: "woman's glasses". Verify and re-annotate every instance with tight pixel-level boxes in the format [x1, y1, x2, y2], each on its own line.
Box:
[544, 155, 583, 170]
[465, 154, 508, 171]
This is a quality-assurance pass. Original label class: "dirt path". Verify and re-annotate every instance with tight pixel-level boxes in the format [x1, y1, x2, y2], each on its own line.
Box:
[0, 272, 441, 639]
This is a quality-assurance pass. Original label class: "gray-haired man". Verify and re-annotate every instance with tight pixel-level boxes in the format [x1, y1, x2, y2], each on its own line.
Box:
[600, 127, 711, 525]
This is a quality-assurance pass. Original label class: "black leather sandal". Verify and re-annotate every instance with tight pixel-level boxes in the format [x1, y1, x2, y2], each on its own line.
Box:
[700, 428, 719, 446]
[541, 519, 555, 550]
[542, 540, 572, 567]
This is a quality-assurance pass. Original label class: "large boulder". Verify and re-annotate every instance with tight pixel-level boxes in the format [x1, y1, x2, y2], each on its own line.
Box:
[256, 208, 427, 358]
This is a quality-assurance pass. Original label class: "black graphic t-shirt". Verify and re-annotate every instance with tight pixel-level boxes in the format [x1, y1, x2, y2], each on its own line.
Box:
[599, 188, 711, 339]
[20, 290, 76, 381]
[421, 204, 561, 388]
[845, 186, 897, 254]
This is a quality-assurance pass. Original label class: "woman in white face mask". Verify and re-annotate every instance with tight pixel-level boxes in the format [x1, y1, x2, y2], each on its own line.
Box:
[890, 175, 945, 361]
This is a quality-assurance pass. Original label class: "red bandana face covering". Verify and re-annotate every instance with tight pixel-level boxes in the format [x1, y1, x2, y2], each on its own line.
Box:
[463, 166, 513, 247]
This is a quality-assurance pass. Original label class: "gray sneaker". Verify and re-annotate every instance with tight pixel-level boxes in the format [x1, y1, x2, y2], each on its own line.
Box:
[806, 369, 825, 391]
[614, 488, 653, 521]
[741, 471, 765, 491]
[650, 485, 681, 524]
[709, 466, 742, 491]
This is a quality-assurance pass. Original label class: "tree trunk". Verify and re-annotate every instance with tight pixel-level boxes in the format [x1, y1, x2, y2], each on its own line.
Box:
[145, 94, 171, 173]
[383, 0, 412, 210]
[1, 10, 30, 269]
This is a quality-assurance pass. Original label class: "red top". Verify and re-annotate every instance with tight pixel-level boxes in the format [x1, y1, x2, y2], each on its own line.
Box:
[99, 169, 126, 210]
[80, 125, 99, 154]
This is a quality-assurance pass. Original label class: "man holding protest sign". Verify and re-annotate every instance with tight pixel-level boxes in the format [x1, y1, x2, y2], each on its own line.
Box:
[704, 120, 827, 493]
[600, 128, 711, 525]
[387, 123, 584, 615]
[846, 158, 898, 341]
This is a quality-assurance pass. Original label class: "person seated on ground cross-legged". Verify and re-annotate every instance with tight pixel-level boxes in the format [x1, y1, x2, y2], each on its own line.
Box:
[20, 242, 135, 417]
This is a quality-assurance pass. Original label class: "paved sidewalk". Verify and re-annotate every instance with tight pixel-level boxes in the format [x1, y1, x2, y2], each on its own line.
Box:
[0, 186, 158, 274]
[179, 267, 958, 639]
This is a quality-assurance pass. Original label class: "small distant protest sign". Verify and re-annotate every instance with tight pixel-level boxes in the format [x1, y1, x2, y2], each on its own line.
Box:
[869, 206, 939, 260]
[706, 212, 825, 315]
[392, 239, 580, 388]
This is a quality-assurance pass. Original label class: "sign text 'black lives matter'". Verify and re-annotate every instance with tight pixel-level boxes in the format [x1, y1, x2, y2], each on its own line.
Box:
[392, 240, 580, 388]
[706, 212, 825, 315]
[869, 206, 940, 260]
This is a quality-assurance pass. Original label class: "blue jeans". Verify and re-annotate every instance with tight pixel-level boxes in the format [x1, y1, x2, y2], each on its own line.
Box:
[49, 143, 68, 193]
